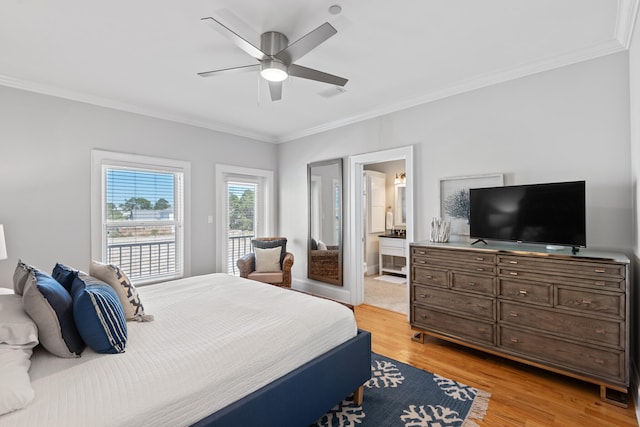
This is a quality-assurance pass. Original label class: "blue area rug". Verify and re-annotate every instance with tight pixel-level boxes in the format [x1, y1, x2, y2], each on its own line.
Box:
[314, 353, 491, 427]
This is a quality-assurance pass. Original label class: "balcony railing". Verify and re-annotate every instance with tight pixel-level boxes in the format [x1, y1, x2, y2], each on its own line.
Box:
[227, 234, 254, 275]
[107, 239, 176, 280]
[106, 234, 255, 279]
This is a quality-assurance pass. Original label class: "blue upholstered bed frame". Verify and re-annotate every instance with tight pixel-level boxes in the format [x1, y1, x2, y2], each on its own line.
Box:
[191, 329, 372, 427]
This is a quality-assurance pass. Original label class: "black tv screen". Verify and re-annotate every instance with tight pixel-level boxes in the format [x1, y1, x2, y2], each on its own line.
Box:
[469, 181, 586, 248]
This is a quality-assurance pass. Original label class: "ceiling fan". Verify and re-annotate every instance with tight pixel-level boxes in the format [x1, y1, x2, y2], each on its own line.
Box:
[198, 17, 348, 101]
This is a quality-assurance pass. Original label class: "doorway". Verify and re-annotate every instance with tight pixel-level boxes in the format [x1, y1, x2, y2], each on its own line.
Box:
[348, 146, 414, 318]
[363, 163, 407, 314]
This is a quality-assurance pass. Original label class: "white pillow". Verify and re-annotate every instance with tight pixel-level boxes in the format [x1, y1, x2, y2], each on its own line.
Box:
[254, 247, 282, 273]
[317, 240, 328, 250]
[0, 347, 35, 415]
[0, 294, 38, 349]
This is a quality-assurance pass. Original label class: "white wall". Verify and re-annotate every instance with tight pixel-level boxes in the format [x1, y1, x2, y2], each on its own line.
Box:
[0, 85, 277, 286]
[279, 52, 632, 304]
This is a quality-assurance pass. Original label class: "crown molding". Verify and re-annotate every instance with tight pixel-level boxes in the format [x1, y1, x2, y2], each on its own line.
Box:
[2, 0, 636, 146]
[616, 0, 640, 48]
[278, 39, 627, 143]
[0, 74, 277, 143]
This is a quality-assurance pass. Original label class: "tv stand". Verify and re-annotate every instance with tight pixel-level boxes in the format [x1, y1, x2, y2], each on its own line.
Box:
[470, 239, 487, 245]
[410, 241, 630, 406]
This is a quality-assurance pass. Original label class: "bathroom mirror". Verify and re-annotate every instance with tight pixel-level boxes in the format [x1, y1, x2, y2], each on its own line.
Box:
[395, 183, 407, 226]
[308, 158, 343, 286]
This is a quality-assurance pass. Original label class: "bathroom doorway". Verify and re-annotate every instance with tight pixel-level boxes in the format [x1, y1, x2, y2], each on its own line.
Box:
[362, 161, 407, 314]
[348, 146, 414, 318]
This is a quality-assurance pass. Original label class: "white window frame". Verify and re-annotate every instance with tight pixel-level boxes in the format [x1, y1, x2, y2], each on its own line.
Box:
[91, 150, 191, 284]
[215, 164, 274, 273]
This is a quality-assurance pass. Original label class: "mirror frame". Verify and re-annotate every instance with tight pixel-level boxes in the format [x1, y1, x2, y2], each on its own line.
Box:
[307, 158, 343, 286]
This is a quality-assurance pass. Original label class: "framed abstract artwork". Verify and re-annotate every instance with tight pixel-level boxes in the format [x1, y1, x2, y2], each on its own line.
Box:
[439, 173, 504, 240]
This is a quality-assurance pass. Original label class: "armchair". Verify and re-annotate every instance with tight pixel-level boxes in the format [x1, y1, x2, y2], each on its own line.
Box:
[236, 237, 294, 288]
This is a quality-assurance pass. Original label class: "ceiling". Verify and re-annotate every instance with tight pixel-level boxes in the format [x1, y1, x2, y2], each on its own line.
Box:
[0, 1, 637, 143]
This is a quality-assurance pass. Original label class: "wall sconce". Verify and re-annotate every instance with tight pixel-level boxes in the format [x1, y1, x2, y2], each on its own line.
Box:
[0, 224, 7, 261]
[394, 173, 406, 185]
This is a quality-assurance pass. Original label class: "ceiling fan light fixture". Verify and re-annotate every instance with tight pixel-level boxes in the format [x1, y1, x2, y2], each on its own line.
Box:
[260, 60, 288, 82]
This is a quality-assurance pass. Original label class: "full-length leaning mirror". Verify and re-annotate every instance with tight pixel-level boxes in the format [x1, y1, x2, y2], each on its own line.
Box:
[308, 158, 343, 286]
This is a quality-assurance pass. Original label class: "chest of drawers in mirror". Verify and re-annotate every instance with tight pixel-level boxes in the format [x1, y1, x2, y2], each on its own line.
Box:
[410, 242, 630, 405]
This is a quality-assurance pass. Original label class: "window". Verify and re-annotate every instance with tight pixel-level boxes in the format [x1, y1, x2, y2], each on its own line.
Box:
[92, 150, 190, 284]
[215, 165, 273, 275]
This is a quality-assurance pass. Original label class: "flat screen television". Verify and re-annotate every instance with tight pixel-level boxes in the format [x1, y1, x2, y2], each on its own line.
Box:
[469, 180, 586, 249]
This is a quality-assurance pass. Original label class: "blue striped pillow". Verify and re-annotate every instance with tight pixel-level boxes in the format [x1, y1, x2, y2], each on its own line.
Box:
[71, 274, 127, 354]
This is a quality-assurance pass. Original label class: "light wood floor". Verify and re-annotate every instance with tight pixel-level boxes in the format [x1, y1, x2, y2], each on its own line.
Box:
[354, 304, 638, 427]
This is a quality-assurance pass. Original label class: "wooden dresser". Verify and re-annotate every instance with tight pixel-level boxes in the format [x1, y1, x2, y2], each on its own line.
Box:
[409, 241, 630, 406]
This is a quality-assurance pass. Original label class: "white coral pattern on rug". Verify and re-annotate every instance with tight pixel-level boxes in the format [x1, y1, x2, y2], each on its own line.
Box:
[367, 359, 405, 388]
[314, 401, 366, 427]
[400, 404, 464, 426]
[433, 374, 478, 401]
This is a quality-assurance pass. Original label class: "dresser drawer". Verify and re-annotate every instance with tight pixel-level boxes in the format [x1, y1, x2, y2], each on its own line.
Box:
[451, 271, 495, 295]
[412, 266, 447, 287]
[499, 301, 623, 348]
[498, 267, 625, 291]
[498, 255, 625, 280]
[499, 326, 625, 383]
[499, 278, 552, 305]
[413, 247, 495, 268]
[413, 285, 495, 320]
[556, 286, 624, 318]
[413, 306, 495, 346]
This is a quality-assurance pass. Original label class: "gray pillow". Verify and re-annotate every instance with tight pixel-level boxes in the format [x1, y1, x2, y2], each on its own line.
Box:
[22, 270, 84, 358]
[252, 238, 287, 265]
[12, 260, 35, 296]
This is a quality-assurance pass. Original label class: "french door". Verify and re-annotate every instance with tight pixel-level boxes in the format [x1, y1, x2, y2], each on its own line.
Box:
[216, 165, 274, 275]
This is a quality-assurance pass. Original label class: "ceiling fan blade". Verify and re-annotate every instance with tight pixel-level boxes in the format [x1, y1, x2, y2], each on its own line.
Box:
[288, 64, 348, 87]
[198, 64, 260, 78]
[268, 81, 283, 101]
[201, 17, 267, 61]
[274, 22, 337, 64]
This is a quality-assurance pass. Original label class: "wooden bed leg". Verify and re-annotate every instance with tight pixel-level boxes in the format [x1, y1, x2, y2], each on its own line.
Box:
[353, 385, 364, 406]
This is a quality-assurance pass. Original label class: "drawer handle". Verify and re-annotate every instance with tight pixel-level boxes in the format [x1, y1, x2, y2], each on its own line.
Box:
[594, 268, 606, 273]
[509, 311, 519, 317]
[582, 299, 592, 305]
[426, 275, 433, 279]
[474, 304, 487, 310]
[418, 251, 426, 255]
[478, 329, 488, 335]
[595, 327, 605, 334]
[509, 272, 518, 276]
[419, 294, 427, 299]
[518, 290, 528, 296]
[509, 260, 518, 264]
[417, 260, 426, 264]
[467, 282, 476, 287]
[510, 338, 519, 343]
[475, 257, 484, 261]
[594, 358, 605, 365]
[594, 281, 606, 286]
[420, 314, 427, 319]
[476, 268, 485, 272]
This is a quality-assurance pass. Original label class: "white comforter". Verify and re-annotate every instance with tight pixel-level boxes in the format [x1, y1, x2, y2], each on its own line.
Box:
[0, 273, 357, 427]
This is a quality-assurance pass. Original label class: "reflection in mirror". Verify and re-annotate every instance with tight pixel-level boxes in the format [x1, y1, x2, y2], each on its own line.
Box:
[395, 183, 406, 226]
[308, 158, 343, 286]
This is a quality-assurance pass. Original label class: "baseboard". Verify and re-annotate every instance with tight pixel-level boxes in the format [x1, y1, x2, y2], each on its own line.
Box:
[292, 278, 352, 304]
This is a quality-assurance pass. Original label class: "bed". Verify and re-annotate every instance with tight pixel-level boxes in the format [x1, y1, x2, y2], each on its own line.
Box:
[0, 272, 371, 427]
